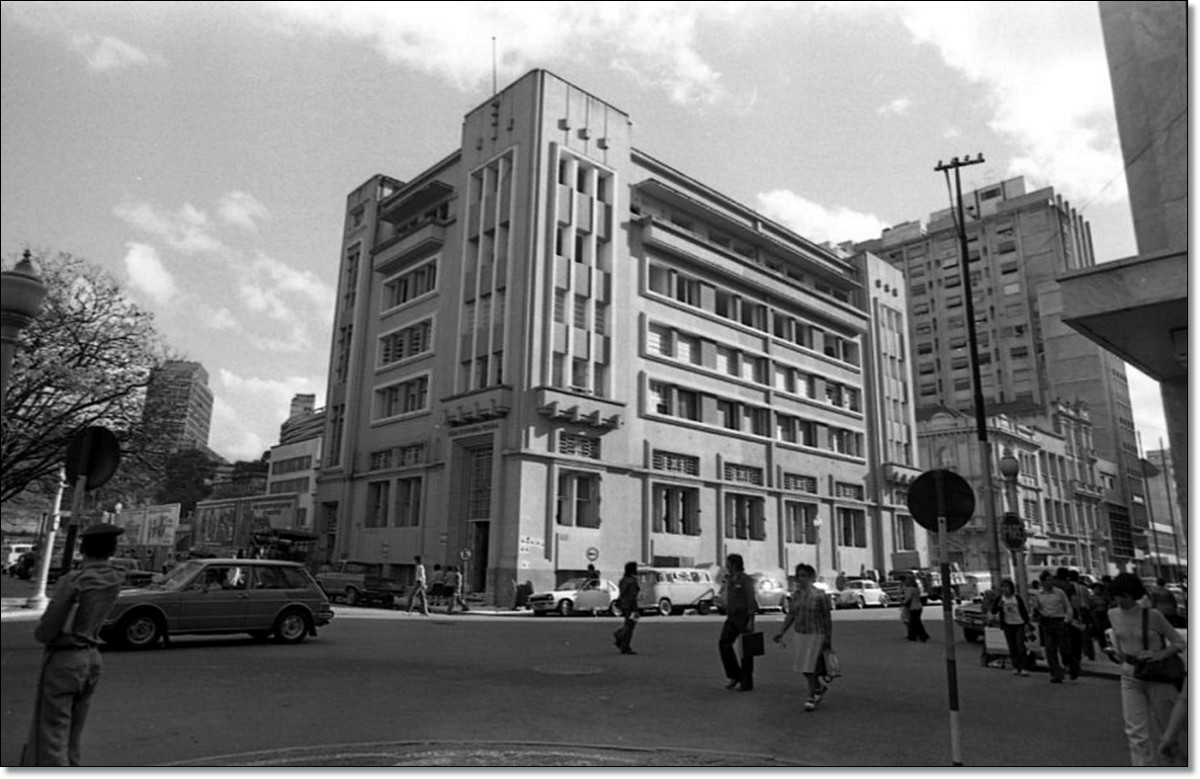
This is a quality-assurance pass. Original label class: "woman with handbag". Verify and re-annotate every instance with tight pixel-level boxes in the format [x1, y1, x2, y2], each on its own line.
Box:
[990, 578, 1032, 676]
[773, 563, 834, 712]
[1106, 572, 1186, 766]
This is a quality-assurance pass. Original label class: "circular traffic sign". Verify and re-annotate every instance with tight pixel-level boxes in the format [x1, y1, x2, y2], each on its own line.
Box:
[65, 426, 121, 490]
[1001, 512, 1026, 550]
[907, 469, 975, 532]
[459, 547, 473, 561]
[585, 547, 600, 562]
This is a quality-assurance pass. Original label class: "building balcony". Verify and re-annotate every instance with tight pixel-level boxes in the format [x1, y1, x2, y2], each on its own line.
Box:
[1070, 479, 1105, 500]
[534, 386, 624, 431]
[373, 221, 448, 275]
[440, 386, 513, 427]
[883, 462, 923, 486]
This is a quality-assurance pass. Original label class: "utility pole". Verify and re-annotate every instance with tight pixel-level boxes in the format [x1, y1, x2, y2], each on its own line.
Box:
[934, 154, 1003, 591]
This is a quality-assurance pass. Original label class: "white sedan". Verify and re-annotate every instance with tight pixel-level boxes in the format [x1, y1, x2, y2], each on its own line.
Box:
[833, 579, 890, 609]
[528, 578, 620, 616]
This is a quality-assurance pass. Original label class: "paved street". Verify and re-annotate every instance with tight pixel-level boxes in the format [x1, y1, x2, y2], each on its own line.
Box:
[2, 580, 1133, 768]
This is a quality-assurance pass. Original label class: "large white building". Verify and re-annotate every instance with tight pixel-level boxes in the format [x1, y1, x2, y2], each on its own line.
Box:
[315, 70, 925, 598]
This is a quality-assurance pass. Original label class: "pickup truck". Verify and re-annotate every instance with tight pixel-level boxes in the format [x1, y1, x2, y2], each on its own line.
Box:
[315, 561, 409, 607]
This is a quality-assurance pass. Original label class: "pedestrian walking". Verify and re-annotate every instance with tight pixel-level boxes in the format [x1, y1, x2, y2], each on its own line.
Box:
[1148, 578, 1182, 628]
[1033, 570, 1078, 682]
[902, 576, 929, 642]
[1088, 580, 1113, 659]
[407, 555, 430, 616]
[774, 563, 833, 711]
[445, 565, 470, 614]
[989, 578, 1032, 675]
[428, 564, 446, 608]
[21, 524, 126, 766]
[718, 553, 757, 692]
[1107, 572, 1186, 766]
[612, 561, 640, 655]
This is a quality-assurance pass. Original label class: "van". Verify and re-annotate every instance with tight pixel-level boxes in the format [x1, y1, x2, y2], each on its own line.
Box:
[636, 566, 718, 616]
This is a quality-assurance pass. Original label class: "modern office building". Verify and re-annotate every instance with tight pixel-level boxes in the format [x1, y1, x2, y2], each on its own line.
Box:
[1142, 448, 1185, 580]
[1060, 1, 1187, 555]
[315, 69, 926, 598]
[143, 360, 214, 453]
[856, 177, 1148, 573]
[267, 394, 324, 537]
[279, 393, 326, 446]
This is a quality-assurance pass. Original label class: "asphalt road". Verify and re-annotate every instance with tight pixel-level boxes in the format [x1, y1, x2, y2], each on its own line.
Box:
[1, 599, 1132, 768]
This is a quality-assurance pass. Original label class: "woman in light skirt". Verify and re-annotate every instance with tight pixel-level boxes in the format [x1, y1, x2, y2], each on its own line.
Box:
[774, 563, 833, 711]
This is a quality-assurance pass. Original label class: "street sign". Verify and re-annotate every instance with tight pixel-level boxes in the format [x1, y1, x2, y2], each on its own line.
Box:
[65, 426, 121, 490]
[459, 548, 472, 561]
[1001, 512, 1026, 550]
[907, 469, 975, 533]
[585, 547, 600, 562]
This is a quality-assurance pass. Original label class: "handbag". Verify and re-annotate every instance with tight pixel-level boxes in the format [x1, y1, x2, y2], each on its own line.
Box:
[821, 649, 842, 681]
[900, 606, 911, 625]
[1132, 608, 1185, 690]
[741, 631, 765, 658]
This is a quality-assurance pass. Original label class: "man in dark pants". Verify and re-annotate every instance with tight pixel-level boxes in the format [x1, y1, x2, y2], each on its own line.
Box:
[718, 553, 758, 692]
[22, 523, 125, 766]
[613, 561, 640, 654]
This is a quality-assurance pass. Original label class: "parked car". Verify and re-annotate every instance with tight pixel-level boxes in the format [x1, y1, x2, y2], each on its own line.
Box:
[101, 558, 334, 649]
[528, 577, 619, 616]
[716, 572, 791, 614]
[833, 578, 890, 609]
[636, 566, 718, 616]
[953, 602, 987, 643]
[109, 557, 157, 588]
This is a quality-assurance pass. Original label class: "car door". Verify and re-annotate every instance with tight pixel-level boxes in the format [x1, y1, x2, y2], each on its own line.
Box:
[575, 579, 609, 611]
[177, 563, 251, 632]
[243, 564, 296, 631]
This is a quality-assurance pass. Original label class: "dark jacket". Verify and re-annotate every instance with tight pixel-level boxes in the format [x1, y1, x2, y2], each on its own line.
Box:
[724, 572, 757, 627]
[990, 593, 1030, 625]
[617, 574, 639, 615]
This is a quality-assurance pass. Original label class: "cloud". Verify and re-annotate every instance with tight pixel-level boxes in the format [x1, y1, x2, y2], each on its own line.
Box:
[122, 242, 178, 306]
[263, 1, 755, 106]
[1125, 366, 1169, 446]
[234, 251, 336, 350]
[67, 31, 151, 72]
[884, 1, 1124, 203]
[756, 189, 889, 245]
[210, 371, 324, 460]
[114, 201, 224, 254]
[218, 191, 271, 232]
[877, 97, 911, 116]
[943, 126, 961, 140]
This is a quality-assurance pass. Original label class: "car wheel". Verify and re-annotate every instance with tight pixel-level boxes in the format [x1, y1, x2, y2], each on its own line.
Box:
[118, 611, 164, 650]
[658, 598, 673, 617]
[696, 601, 711, 616]
[274, 608, 311, 644]
[344, 587, 360, 607]
[557, 599, 574, 617]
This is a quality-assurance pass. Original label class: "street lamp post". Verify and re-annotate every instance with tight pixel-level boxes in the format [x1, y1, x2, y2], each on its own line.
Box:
[998, 448, 1027, 603]
[1, 250, 49, 415]
[813, 516, 823, 580]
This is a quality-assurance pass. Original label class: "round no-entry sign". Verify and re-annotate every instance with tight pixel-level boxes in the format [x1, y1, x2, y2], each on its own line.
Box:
[907, 469, 975, 532]
[459, 548, 472, 561]
[585, 547, 600, 562]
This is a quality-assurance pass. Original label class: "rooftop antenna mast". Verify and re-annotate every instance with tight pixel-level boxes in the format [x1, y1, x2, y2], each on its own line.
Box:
[492, 37, 498, 98]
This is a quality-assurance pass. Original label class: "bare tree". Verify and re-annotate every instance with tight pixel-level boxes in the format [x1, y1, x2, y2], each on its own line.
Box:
[1, 250, 171, 504]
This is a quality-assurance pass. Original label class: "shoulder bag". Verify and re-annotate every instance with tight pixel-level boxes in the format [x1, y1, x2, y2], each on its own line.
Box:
[1132, 608, 1185, 690]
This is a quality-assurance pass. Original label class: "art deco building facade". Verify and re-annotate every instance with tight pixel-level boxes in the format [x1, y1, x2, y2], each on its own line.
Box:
[856, 179, 1148, 573]
[143, 360, 214, 453]
[316, 70, 925, 595]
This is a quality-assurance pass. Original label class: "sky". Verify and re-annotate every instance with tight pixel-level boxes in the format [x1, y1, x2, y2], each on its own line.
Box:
[0, 1, 1173, 462]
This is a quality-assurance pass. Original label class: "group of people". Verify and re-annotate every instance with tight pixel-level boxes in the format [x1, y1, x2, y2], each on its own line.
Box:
[405, 555, 469, 616]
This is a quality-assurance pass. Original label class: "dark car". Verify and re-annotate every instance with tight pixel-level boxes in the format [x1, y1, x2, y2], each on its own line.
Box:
[102, 558, 333, 649]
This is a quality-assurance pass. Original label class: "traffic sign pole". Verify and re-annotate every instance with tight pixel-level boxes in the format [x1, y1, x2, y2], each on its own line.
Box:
[935, 471, 963, 767]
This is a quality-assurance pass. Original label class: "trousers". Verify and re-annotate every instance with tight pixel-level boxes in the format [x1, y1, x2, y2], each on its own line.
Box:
[23, 647, 103, 766]
[719, 619, 754, 689]
[1119, 673, 1178, 766]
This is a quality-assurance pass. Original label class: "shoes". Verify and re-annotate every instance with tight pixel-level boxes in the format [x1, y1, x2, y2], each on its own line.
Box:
[726, 679, 741, 690]
[813, 684, 827, 704]
[1012, 669, 1022, 676]
[738, 685, 753, 692]
[1050, 678, 1064, 684]
[804, 698, 817, 712]
[1020, 669, 1030, 677]
[1069, 671, 1079, 680]
[621, 648, 637, 655]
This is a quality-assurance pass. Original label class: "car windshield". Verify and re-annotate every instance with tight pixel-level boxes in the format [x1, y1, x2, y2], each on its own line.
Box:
[556, 578, 586, 591]
[150, 560, 206, 591]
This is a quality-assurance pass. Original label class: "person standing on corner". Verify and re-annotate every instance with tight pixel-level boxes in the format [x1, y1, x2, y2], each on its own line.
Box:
[407, 555, 430, 616]
[718, 553, 758, 692]
[613, 561, 640, 655]
[903, 575, 930, 642]
[21, 523, 126, 766]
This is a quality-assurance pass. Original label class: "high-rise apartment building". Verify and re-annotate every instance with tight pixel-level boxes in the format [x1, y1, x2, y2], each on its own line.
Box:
[316, 70, 925, 595]
[144, 360, 214, 453]
[856, 178, 1148, 572]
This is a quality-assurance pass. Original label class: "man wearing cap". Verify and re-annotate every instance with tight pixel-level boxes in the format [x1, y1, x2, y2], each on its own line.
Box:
[22, 523, 125, 766]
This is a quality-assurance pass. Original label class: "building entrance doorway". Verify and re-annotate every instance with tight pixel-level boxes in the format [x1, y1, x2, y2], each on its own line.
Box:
[468, 521, 489, 594]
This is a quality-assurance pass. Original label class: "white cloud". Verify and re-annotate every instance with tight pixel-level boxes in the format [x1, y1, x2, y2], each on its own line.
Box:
[210, 371, 323, 460]
[756, 189, 889, 245]
[114, 201, 224, 254]
[218, 191, 271, 232]
[1126, 366, 1169, 447]
[886, 1, 1124, 203]
[234, 251, 336, 350]
[877, 96, 911, 116]
[122, 242, 178, 306]
[264, 1, 756, 106]
[943, 126, 961, 140]
[68, 31, 150, 73]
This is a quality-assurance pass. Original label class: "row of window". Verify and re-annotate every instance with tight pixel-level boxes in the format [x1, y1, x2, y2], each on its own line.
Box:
[380, 319, 432, 367]
[365, 477, 423, 528]
[369, 443, 427, 471]
[269, 477, 311, 495]
[647, 263, 861, 367]
[270, 455, 312, 475]
[382, 260, 438, 312]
